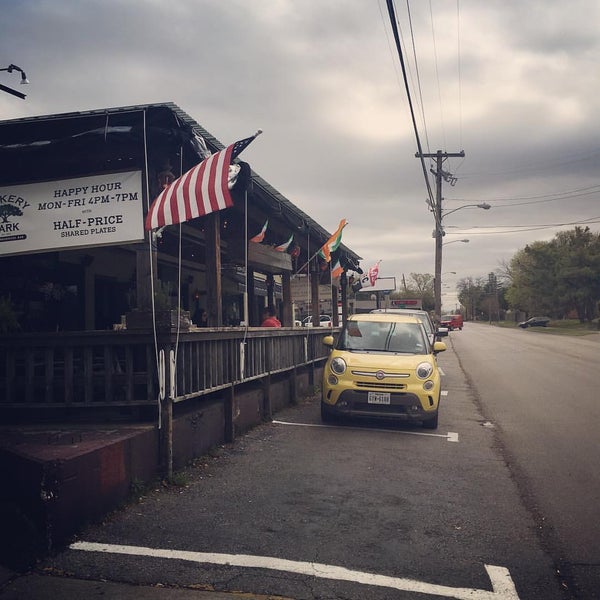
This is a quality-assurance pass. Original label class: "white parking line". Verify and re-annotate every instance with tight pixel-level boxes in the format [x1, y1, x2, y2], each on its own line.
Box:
[70, 541, 519, 599]
[272, 420, 459, 442]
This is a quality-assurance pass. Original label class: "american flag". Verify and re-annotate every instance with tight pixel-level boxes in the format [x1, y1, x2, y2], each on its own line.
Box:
[145, 132, 260, 231]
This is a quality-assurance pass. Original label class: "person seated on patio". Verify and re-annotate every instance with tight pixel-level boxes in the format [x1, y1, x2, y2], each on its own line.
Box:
[261, 307, 281, 327]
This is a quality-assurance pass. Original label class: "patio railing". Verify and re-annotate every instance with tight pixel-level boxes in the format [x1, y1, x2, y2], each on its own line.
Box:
[0, 327, 334, 415]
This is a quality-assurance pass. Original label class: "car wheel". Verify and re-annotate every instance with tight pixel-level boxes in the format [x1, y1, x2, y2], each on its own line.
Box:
[321, 402, 335, 423]
[422, 411, 439, 429]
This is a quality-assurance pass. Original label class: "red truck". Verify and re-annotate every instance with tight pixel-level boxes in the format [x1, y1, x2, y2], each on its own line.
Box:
[440, 314, 463, 331]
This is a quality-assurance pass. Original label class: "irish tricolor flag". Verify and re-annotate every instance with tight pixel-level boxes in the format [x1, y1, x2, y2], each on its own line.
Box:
[318, 219, 347, 263]
[275, 234, 294, 252]
[249, 219, 268, 243]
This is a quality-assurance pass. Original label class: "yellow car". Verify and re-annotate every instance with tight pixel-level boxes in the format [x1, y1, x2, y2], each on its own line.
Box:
[321, 313, 446, 429]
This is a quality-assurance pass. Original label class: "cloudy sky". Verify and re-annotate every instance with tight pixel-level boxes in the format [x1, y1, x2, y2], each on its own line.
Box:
[2, 0, 599, 309]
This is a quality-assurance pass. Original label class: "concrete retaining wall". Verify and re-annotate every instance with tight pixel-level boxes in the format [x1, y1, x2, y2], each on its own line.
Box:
[0, 364, 322, 571]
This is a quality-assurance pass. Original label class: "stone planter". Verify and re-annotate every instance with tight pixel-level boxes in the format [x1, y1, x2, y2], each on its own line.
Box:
[125, 309, 191, 332]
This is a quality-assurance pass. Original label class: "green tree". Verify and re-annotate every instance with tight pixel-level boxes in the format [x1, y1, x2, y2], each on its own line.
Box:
[391, 273, 434, 312]
[456, 276, 486, 320]
[505, 241, 558, 316]
[553, 227, 600, 322]
[505, 227, 600, 321]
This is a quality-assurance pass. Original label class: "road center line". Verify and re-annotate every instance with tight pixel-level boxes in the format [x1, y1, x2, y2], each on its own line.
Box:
[272, 420, 459, 442]
[70, 541, 519, 599]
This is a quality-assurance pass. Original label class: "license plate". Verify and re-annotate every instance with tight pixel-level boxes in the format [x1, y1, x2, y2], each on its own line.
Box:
[368, 391, 390, 404]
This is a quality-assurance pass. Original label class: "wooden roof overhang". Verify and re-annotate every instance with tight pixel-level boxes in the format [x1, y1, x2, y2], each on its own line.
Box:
[0, 102, 362, 277]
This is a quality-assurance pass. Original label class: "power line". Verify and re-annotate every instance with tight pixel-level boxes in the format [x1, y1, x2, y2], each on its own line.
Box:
[455, 148, 600, 179]
[385, 0, 436, 210]
[428, 0, 446, 150]
[448, 216, 600, 235]
[445, 184, 600, 205]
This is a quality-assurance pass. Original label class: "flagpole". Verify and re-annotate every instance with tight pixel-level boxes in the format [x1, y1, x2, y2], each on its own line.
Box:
[295, 246, 324, 276]
[243, 189, 249, 331]
[329, 261, 333, 319]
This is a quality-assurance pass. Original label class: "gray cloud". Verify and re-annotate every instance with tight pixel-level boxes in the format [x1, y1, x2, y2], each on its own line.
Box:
[2, 0, 599, 309]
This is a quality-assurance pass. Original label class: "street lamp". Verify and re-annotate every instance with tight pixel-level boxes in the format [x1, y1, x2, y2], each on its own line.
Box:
[0, 64, 29, 100]
[442, 203, 490, 219]
[433, 203, 490, 321]
[443, 238, 469, 246]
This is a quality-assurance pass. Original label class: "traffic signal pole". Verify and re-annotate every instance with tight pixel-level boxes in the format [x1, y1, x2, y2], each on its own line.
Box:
[415, 149, 465, 322]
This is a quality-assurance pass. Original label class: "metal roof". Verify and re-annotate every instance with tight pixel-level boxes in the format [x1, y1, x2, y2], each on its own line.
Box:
[0, 102, 361, 266]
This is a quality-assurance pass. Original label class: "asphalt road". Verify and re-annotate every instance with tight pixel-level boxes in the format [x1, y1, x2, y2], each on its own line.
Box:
[2, 325, 588, 599]
[451, 322, 600, 599]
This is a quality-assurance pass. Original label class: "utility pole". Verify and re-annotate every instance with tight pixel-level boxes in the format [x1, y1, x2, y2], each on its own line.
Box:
[415, 149, 465, 322]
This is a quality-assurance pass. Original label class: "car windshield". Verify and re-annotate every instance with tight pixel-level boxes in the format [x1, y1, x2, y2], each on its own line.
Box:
[336, 320, 428, 354]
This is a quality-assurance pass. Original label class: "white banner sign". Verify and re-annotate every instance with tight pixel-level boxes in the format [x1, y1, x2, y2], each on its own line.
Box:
[0, 171, 144, 256]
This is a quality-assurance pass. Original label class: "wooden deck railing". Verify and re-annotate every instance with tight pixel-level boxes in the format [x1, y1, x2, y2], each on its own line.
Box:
[0, 327, 334, 413]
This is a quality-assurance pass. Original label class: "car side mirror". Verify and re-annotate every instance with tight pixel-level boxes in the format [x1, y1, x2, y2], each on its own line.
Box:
[323, 335, 334, 347]
[433, 341, 447, 354]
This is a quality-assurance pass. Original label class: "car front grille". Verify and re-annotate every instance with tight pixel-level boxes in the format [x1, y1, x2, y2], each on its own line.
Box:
[355, 381, 406, 390]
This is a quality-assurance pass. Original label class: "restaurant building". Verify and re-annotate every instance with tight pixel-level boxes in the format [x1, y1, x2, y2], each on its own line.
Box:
[0, 103, 361, 564]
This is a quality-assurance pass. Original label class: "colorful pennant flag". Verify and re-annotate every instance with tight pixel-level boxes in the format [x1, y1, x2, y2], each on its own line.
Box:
[275, 234, 294, 252]
[145, 131, 261, 231]
[250, 219, 269, 243]
[331, 260, 344, 279]
[318, 218, 347, 263]
[351, 261, 380, 292]
[368, 260, 381, 287]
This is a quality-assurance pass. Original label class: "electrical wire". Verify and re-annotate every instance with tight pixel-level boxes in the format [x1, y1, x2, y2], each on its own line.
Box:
[385, 0, 437, 219]
[456, 0, 463, 153]
[429, 0, 446, 150]
[445, 184, 600, 205]
[447, 216, 600, 235]
[404, 0, 432, 155]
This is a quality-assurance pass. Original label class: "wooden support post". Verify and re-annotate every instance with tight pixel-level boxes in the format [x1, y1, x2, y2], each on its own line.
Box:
[262, 375, 272, 421]
[205, 212, 223, 326]
[266, 273, 275, 309]
[340, 272, 348, 323]
[310, 266, 320, 327]
[281, 271, 293, 327]
[290, 366, 298, 405]
[247, 267, 256, 326]
[224, 385, 235, 443]
[331, 284, 339, 326]
[135, 244, 156, 310]
[159, 344, 174, 479]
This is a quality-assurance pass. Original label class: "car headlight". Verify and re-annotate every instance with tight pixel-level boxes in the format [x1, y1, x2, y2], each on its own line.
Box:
[330, 357, 347, 375]
[416, 362, 433, 379]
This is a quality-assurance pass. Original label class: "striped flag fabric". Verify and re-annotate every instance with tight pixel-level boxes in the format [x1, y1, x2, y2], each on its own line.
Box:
[318, 218, 347, 263]
[249, 219, 269, 243]
[331, 260, 344, 279]
[368, 260, 381, 286]
[275, 234, 294, 252]
[145, 132, 261, 231]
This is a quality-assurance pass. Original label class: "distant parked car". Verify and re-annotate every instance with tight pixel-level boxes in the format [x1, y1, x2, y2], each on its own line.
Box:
[302, 315, 333, 327]
[518, 316, 550, 328]
[440, 314, 463, 331]
[371, 308, 447, 344]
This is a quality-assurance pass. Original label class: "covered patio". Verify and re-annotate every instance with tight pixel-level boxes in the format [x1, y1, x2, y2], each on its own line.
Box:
[0, 103, 362, 563]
